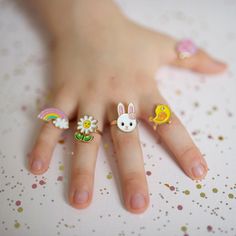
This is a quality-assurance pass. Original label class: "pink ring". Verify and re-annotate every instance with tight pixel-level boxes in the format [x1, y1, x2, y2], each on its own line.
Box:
[176, 39, 198, 59]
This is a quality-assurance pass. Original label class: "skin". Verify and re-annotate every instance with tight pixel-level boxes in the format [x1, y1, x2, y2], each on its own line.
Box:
[27, 0, 227, 214]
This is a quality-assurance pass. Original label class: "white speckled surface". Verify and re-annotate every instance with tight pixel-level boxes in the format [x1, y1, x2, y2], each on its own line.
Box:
[0, 1, 236, 236]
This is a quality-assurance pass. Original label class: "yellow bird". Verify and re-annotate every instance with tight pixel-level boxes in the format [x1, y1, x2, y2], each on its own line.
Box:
[149, 104, 171, 130]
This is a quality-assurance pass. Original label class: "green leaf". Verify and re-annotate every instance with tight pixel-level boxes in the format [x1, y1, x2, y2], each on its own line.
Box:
[83, 135, 93, 142]
[75, 132, 84, 141]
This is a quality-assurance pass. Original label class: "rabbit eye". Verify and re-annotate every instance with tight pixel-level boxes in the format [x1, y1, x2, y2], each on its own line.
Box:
[130, 122, 133, 126]
[121, 122, 125, 126]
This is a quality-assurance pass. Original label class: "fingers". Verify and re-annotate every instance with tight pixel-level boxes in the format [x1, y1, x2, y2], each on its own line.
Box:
[29, 89, 77, 175]
[140, 95, 208, 180]
[108, 102, 149, 214]
[69, 103, 104, 209]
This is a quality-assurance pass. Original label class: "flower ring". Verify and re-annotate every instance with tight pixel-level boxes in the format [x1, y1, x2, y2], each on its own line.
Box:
[75, 115, 102, 143]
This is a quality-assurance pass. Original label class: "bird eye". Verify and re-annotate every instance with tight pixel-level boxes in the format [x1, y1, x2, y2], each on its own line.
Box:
[121, 122, 125, 126]
[130, 122, 133, 126]
[161, 106, 165, 111]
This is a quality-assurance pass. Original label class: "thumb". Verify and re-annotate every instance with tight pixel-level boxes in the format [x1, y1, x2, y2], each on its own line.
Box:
[171, 49, 227, 74]
[155, 33, 227, 74]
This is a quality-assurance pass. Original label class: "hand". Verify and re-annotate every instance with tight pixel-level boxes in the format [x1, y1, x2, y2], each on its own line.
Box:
[28, 3, 226, 214]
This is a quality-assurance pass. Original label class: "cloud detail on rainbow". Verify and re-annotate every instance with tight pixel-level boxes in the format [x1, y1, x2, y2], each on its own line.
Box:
[38, 108, 69, 129]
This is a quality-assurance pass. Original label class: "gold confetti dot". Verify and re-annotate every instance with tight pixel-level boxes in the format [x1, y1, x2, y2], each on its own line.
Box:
[200, 192, 206, 198]
[14, 222, 20, 229]
[59, 165, 64, 171]
[183, 190, 190, 195]
[212, 188, 218, 193]
[181, 226, 187, 232]
[17, 207, 23, 213]
[196, 184, 202, 189]
[106, 172, 112, 180]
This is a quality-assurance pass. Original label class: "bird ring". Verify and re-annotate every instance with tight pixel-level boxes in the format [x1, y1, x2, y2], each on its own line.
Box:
[149, 104, 171, 130]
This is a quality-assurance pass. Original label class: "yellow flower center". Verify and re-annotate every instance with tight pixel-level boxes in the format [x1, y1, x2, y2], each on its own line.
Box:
[83, 120, 91, 129]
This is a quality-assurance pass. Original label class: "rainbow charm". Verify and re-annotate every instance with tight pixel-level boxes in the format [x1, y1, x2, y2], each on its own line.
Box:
[38, 108, 69, 129]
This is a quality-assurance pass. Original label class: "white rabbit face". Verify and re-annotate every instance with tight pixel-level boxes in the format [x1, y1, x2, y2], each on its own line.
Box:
[117, 114, 137, 132]
[116, 102, 137, 132]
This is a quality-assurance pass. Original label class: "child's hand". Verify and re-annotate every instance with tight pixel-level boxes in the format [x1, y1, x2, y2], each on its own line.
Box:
[28, 0, 226, 214]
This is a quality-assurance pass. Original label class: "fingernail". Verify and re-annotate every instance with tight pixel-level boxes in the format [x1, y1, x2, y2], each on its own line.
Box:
[74, 191, 89, 204]
[192, 164, 205, 178]
[31, 160, 43, 171]
[130, 193, 146, 210]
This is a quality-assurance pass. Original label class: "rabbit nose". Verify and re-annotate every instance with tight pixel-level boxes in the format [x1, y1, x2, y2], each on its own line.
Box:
[125, 126, 129, 129]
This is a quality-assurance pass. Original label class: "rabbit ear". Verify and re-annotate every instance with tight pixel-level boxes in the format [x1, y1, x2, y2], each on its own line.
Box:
[117, 103, 125, 116]
[128, 103, 135, 114]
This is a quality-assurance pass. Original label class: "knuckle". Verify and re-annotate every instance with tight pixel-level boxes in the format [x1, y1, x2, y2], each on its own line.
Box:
[157, 114, 181, 135]
[179, 145, 201, 162]
[114, 132, 139, 149]
[72, 168, 93, 179]
[123, 171, 145, 186]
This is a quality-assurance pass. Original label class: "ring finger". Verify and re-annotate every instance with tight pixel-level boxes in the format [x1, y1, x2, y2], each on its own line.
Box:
[140, 93, 208, 180]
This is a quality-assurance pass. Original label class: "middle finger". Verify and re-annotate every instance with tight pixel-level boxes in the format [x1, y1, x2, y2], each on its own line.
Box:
[108, 101, 149, 214]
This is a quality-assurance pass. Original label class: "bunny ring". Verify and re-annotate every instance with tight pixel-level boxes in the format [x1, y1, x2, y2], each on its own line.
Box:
[110, 102, 137, 133]
[176, 39, 198, 59]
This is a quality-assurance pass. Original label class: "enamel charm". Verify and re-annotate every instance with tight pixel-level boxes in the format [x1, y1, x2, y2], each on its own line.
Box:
[111, 102, 137, 133]
[75, 115, 99, 143]
[176, 39, 198, 59]
[38, 108, 69, 129]
[149, 104, 171, 130]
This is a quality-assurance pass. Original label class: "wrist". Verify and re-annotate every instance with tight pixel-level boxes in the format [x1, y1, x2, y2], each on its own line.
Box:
[31, 0, 125, 40]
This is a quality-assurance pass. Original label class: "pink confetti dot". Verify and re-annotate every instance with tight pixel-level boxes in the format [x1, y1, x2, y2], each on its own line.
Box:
[170, 186, 175, 191]
[21, 105, 27, 111]
[177, 205, 183, 210]
[39, 180, 46, 185]
[15, 200, 21, 206]
[207, 225, 213, 232]
[32, 184, 37, 189]
[57, 176, 63, 181]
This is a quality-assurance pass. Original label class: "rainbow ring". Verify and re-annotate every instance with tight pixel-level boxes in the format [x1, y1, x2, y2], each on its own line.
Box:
[38, 108, 69, 129]
[176, 39, 198, 59]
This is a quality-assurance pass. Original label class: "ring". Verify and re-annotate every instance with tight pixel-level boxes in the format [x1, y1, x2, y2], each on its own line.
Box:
[75, 115, 102, 143]
[176, 39, 198, 59]
[110, 102, 137, 133]
[38, 108, 69, 129]
[149, 104, 171, 130]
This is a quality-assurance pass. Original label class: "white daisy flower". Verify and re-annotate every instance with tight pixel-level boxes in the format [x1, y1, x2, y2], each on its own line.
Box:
[53, 118, 69, 129]
[77, 115, 97, 134]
